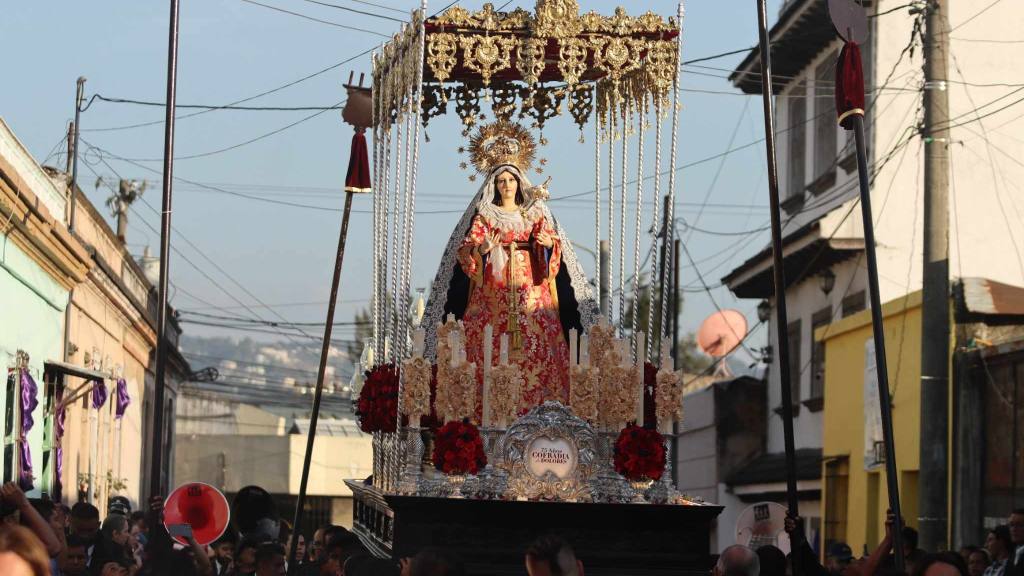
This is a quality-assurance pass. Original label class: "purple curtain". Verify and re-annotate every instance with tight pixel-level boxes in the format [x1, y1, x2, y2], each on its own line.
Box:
[18, 369, 39, 491]
[55, 405, 66, 496]
[115, 378, 130, 419]
[90, 378, 108, 410]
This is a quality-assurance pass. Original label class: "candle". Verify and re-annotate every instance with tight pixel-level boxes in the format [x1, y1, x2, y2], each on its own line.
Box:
[500, 334, 509, 366]
[446, 313, 455, 324]
[580, 335, 590, 367]
[449, 331, 458, 368]
[636, 331, 646, 367]
[617, 339, 629, 368]
[412, 329, 425, 357]
[569, 328, 578, 367]
[661, 340, 672, 372]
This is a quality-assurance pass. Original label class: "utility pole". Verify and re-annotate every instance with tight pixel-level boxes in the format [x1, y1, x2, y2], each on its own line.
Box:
[658, 195, 670, 345]
[69, 77, 85, 233]
[918, 0, 951, 552]
[150, 0, 181, 500]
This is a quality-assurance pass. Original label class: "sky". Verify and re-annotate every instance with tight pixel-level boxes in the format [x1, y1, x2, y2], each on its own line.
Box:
[1, 0, 785, 364]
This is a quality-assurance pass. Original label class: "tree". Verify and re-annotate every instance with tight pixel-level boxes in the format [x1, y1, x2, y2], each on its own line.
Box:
[345, 307, 373, 364]
[624, 275, 710, 374]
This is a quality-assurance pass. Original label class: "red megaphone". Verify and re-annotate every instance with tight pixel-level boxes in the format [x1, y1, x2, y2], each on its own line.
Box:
[163, 482, 230, 546]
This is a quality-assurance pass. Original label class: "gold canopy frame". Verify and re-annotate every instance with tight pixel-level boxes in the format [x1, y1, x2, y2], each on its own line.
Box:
[373, 0, 681, 134]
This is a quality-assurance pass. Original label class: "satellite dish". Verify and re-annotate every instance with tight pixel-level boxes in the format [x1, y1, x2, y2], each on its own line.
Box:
[696, 310, 748, 377]
[736, 502, 791, 555]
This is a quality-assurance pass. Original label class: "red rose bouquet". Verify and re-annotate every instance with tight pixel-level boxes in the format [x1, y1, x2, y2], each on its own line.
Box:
[613, 424, 666, 481]
[431, 419, 487, 475]
[356, 364, 399, 433]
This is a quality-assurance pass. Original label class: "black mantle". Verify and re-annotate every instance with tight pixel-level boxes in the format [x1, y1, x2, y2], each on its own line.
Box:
[346, 480, 723, 576]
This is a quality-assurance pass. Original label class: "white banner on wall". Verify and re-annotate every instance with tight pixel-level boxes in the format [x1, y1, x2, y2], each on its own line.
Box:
[864, 339, 884, 471]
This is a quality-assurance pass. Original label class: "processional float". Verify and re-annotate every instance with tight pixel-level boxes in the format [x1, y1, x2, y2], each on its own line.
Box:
[290, 1, 727, 572]
[362, 0, 700, 496]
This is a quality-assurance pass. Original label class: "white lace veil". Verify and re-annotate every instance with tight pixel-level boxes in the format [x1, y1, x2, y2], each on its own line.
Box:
[421, 164, 600, 360]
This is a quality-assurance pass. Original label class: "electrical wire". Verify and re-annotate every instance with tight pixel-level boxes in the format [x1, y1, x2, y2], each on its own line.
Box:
[949, 0, 1005, 32]
[83, 47, 375, 133]
[238, 0, 391, 36]
[83, 157, 324, 347]
[290, 0, 408, 22]
[104, 99, 345, 162]
[91, 95, 342, 111]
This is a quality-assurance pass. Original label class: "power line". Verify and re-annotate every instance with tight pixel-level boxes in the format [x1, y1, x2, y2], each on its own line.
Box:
[238, 0, 391, 37]
[104, 99, 345, 162]
[92, 95, 343, 111]
[179, 309, 371, 328]
[949, 0, 1005, 32]
[947, 50, 1024, 279]
[83, 47, 375, 133]
[290, 0, 407, 22]
[340, 0, 408, 15]
[84, 157, 322, 347]
[951, 37, 1024, 44]
[178, 318, 359, 344]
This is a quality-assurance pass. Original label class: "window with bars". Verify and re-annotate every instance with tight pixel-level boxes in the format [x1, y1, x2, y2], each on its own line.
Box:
[787, 320, 802, 407]
[813, 53, 839, 189]
[809, 307, 832, 405]
[787, 83, 807, 202]
[3, 371, 15, 484]
[842, 291, 867, 318]
[40, 370, 64, 500]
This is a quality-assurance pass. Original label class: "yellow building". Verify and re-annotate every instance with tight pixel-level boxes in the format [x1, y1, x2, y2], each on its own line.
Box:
[818, 290, 924, 556]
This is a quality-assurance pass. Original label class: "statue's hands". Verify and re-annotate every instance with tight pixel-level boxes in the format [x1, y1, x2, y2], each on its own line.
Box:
[480, 232, 500, 254]
[535, 230, 554, 248]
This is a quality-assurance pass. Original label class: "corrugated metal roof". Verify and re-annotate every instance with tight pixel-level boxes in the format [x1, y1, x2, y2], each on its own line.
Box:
[959, 277, 1024, 317]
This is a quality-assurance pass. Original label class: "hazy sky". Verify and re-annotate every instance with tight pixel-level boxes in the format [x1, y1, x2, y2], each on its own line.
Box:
[2, 0, 783, 361]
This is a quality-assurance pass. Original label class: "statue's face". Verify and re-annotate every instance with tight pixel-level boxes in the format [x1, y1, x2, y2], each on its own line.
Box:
[495, 171, 519, 203]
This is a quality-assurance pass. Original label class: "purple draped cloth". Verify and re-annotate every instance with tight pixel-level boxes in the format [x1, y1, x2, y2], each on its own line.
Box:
[19, 369, 39, 491]
[91, 378, 108, 410]
[115, 378, 130, 419]
[55, 405, 66, 496]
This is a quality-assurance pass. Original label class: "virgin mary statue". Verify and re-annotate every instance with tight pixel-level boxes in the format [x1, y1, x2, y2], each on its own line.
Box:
[422, 121, 599, 415]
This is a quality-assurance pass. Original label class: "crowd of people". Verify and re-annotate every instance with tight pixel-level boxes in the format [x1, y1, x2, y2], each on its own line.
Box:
[0, 479, 1019, 576]
[0, 482, 583, 576]
[727, 509, 1024, 576]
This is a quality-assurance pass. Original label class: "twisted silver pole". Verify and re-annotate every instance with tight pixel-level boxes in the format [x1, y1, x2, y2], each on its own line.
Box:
[632, 99, 646, 359]
[617, 105, 629, 338]
[661, 5, 684, 344]
[647, 98, 663, 362]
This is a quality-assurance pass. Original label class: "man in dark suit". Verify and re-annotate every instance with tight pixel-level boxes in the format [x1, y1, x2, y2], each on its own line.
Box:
[1008, 509, 1024, 576]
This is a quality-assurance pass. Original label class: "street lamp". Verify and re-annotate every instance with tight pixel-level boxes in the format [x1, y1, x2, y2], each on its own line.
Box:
[757, 299, 772, 323]
[819, 268, 836, 296]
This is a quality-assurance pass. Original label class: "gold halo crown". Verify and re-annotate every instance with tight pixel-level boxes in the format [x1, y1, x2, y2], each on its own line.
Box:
[465, 121, 537, 176]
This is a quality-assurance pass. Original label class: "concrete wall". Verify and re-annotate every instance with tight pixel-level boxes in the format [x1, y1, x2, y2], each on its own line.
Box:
[677, 378, 767, 551]
[0, 245, 66, 497]
[174, 434, 371, 498]
[820, 290, 924, 555]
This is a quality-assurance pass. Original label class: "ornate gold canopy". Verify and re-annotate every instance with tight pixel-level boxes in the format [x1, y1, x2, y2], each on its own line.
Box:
[372, 0, 681, 133]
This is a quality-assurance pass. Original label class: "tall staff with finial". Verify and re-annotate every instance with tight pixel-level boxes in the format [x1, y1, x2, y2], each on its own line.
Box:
[829, 0, 905, 568]
[286, 75, 372, 574]
[752, 0, 801, 560]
